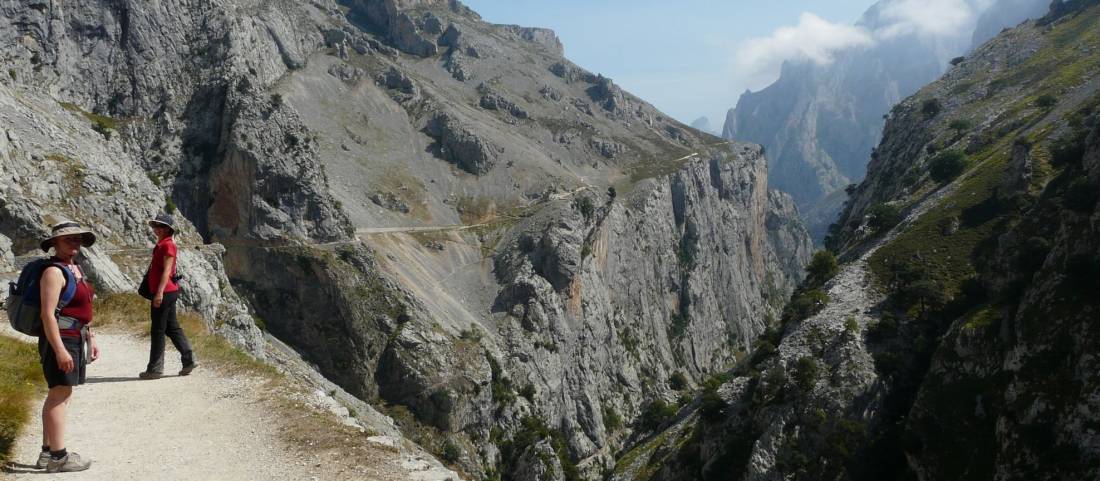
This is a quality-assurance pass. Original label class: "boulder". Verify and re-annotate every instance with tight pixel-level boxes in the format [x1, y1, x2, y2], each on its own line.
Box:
[424, 112, 500, 175]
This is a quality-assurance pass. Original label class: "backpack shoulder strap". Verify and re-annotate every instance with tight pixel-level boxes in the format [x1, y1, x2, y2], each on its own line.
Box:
[46, 262, 78, 309]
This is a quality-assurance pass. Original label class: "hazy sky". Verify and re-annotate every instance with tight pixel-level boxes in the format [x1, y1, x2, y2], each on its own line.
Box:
[462, 0, 876, 128]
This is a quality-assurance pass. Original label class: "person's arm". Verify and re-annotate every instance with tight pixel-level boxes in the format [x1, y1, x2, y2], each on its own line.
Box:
[39, 267, 74, 373]
[88, 326, 99, 362]
[153, 255, 174, 308]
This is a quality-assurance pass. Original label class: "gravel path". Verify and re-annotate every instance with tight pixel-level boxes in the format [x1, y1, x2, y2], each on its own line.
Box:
[2, 330, 330, 480]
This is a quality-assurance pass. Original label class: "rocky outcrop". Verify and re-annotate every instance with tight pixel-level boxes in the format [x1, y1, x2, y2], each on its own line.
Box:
[479, 90, 529, 120]
[501, 25, 564, 55]
[206, 91, 352, 243]
[0, 81, 265, 356]
[424, 111, 502, 175]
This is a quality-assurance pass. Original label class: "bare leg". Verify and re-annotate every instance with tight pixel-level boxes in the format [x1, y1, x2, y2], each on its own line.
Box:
[42, 386, 72, 451]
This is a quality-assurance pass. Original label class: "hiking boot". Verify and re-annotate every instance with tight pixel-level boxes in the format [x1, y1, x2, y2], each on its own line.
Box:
[138, 371, 163, 380]
[46, 452, 91, 473]
[179, 363, 198, 376]
[36, 450, 50, 469]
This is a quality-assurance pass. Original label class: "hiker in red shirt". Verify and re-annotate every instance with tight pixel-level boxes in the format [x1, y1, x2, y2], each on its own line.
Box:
[36, 220, 98, 472]
[138, 213, 196, 379]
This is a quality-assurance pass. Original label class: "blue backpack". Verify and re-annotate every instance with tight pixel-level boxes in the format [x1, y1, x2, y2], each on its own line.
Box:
[5, 259, 77, 337]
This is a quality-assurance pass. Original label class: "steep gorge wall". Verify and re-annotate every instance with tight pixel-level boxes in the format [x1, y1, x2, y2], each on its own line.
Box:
[621, 4, 1100, 480]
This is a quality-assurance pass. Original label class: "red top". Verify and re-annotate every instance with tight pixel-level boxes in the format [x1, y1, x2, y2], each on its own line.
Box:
[147, 237, 180, 294]
[48, 261, 94, 337]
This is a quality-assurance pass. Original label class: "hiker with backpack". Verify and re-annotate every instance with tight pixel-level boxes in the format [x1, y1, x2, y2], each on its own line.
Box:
[138, 213, 196, 380]
[17, 220, 99, 472]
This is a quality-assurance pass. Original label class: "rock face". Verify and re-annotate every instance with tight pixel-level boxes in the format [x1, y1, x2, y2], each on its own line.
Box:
[722, 0, 1052, 242]
[0, 81, 264, 356]
[623, 4, 1100, 480]
[0, 0, 812, 479]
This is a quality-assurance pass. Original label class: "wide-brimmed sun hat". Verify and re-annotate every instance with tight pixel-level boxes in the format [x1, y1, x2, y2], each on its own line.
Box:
[40, 220, 97, 252]
[148, 213, 176, 234]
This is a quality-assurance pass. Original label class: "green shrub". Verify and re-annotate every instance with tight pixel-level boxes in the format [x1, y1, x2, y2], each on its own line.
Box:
[602, 406, 622, 430]
[1036, 94, 1058, 108]
[805, 251, 839, 287]
[669, 371, 689, 391]
[950, 56, 965, 66]
[91, 123, 112, 141]
[881, 259, 946, 315]
[793, 357, 819, 393]
[753, 365, 787, 407]
[638, 399, 678, 431]
[921, 99, 943, 118]
[487, 353, 515, 406]
[441, 439, 461, 463]
[844, 317, 859, 335]
[165, 197, 178, 214]
[519, 383, 537, 402]
[574, 196, 596, 221]
[866, 316, 897, 343]
[750, 340, 777, 366]
[929, 151, 968, 184]
[700, 384, 727, 421]
[948, 119, 972, 133]
[787, 289, 830, 321]
[867, 203, 902, 235]
[459, 326, 483, 342]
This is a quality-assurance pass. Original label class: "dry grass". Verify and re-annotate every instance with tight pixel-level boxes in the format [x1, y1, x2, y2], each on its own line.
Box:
[0, 335, 44, 464]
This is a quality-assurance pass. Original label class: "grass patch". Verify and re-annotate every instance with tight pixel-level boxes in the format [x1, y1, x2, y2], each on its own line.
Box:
[46, 153, 88, 196]
[57, 101, 124, 141]
[0, 335, 44, 464]
[455, 195, 497, 225]
[372, 170, 432, 222]
[962, 305, 999, 331]
[869, 144, 1010, 296]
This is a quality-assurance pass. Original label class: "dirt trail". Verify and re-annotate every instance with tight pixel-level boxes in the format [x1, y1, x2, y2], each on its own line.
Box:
[0, 328, 415, 481]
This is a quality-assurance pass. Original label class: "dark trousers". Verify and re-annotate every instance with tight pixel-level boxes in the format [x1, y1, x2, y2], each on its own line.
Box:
[147, 291, 194, 372]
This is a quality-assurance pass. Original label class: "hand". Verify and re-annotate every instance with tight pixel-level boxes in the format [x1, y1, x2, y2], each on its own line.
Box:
[55, 349, 75, 373]
[90, 341, 100, 363]
[153, 294, 163, 308]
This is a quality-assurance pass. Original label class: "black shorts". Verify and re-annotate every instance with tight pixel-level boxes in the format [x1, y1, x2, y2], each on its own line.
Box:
[39, 335, 86, 388]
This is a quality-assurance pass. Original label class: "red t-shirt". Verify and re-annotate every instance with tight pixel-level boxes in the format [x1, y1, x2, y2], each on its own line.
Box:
[47, 261, 94, 337]
[147, 237, 180, 294]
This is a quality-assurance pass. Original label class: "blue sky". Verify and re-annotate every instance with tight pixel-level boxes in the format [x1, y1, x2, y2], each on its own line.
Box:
[463, 0, 877, 128]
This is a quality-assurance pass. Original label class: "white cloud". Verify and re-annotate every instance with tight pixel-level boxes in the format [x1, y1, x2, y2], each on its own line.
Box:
[873, 0, 985, 38]
[734, 12, 874, 91]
